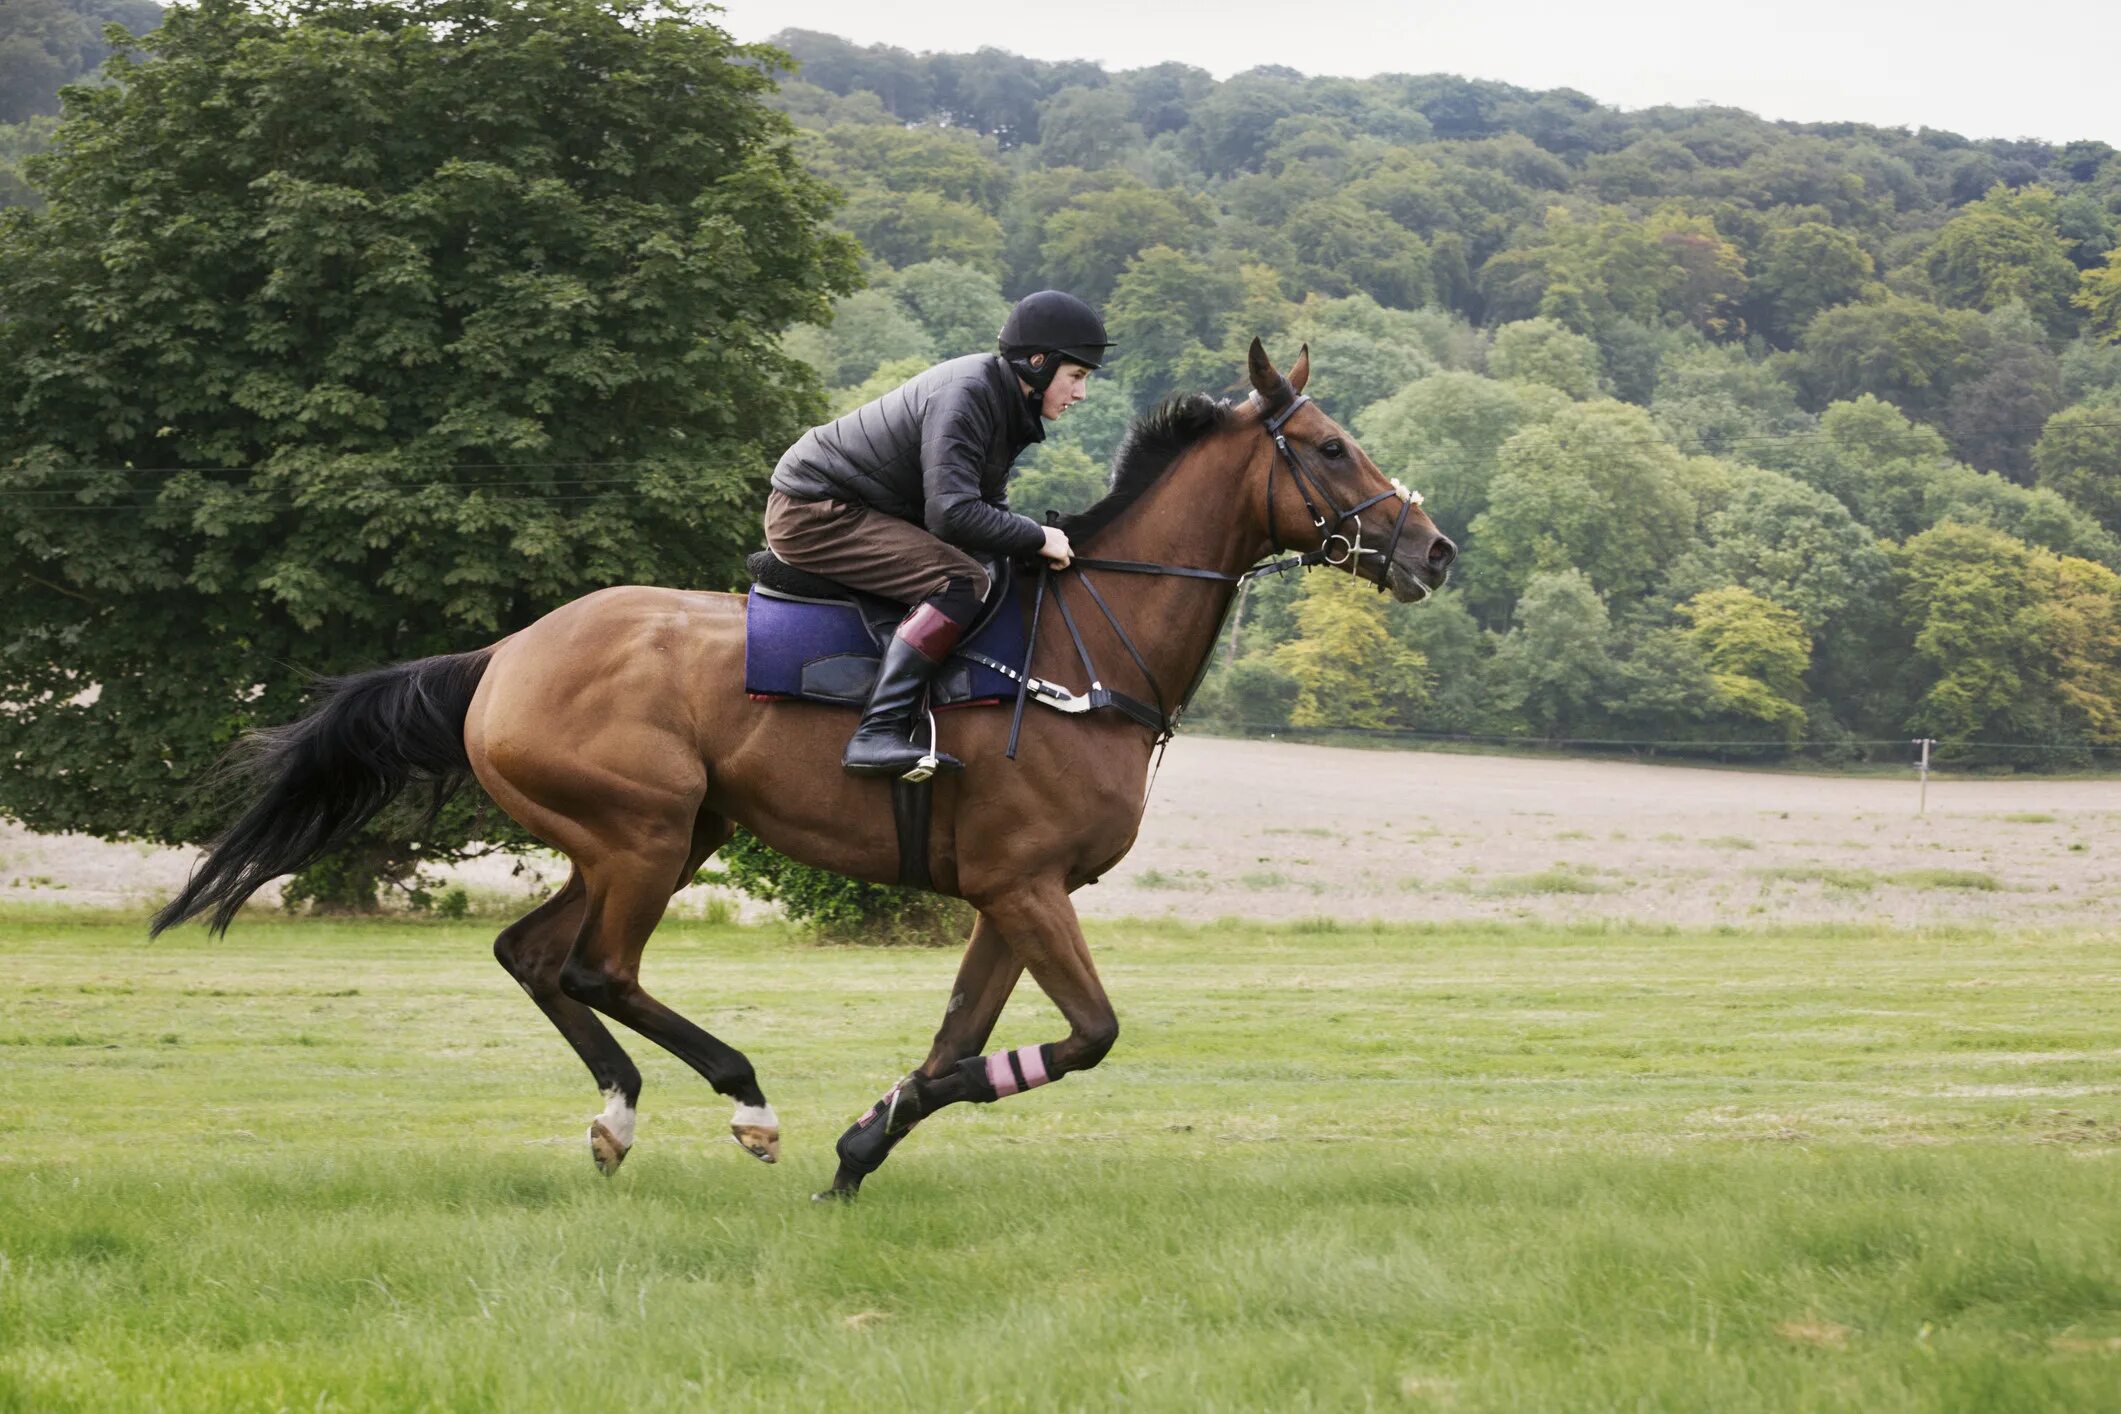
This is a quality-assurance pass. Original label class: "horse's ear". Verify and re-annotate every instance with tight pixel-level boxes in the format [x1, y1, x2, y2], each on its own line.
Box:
[1246, 337, 1281, 398]
[1289, 343, 1310, 394]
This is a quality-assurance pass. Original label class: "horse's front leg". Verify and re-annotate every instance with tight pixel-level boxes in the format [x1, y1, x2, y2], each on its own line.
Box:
[818, 885, 1117, 1199]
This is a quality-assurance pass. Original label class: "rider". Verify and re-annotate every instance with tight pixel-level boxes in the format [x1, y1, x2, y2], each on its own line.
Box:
[765, 289, 1112, 778]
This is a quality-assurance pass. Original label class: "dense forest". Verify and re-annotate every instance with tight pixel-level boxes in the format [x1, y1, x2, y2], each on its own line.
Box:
[761, 29, 2121, 764]
[5, 5, 2119, 766]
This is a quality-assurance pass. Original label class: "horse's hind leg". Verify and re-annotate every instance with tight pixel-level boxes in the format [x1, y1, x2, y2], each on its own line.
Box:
[493, 871, 647, 1175]
[559, 813, 781, 1163]
[820, 891, 1114, 1199]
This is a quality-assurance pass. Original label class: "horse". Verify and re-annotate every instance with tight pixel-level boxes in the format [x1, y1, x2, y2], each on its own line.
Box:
[150, 339, 1457, 1199]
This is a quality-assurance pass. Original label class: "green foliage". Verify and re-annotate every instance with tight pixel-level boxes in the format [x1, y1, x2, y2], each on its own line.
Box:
[1009, 442, 1106, 519]
[0, 0, 856, 860]
[888, 260, 1011, 355]
[1104, 247, 1248, 406]
[1356, 372, 1566, 540]
[1680, 586, 1811, 738]
[2076, 244, 2121, 344]
[715, 829, 969, 944]
[1924, 185, 2081, 334]
[1747, 222, 1874, 345]
[1487, 318, 1603, 399]
[1892, 523, 2121, 747]
[1472, 400, 1700, 608]
[0, 0, 163, 123]
[2034, 396, 2121, 531]
[839, 188, 1003, 275]
[1796, 295, 1986, 420]
[1489, 569, 1611, 737]
[1272, 574, 1428, 728]
[1039, 181, 1212, 304]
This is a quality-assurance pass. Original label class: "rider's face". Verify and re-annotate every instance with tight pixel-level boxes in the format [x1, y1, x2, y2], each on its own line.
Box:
[1040, 361, 1093, 420]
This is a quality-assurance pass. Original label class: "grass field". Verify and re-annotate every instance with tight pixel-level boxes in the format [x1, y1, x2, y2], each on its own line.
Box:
[2, 908, 2117, 1411]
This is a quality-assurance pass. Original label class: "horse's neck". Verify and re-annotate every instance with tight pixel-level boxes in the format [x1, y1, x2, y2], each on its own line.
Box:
[1059, 435, 1265, 717]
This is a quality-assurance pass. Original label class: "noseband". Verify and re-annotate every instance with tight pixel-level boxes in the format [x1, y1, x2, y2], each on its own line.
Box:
[1262, 392, 1424, 586]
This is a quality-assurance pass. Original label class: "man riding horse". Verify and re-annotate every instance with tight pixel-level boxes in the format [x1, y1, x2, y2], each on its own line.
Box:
[764, 290, 1110, 778]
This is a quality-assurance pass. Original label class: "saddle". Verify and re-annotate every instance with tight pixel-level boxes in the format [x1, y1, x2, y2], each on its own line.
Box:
[742, 550, 1026, 710]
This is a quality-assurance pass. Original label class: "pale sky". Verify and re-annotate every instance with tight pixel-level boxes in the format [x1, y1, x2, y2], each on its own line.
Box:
[717, 0, 2121, 148]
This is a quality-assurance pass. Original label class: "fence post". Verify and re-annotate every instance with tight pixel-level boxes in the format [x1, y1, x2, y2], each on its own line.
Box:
[1915, 737, 1935, 815]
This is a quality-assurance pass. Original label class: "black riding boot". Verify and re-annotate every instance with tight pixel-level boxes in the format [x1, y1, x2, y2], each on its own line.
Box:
[843, 604, 966, 778]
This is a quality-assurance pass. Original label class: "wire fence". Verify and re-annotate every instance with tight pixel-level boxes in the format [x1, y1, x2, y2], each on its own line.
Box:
[1204, 723, 2121, 770]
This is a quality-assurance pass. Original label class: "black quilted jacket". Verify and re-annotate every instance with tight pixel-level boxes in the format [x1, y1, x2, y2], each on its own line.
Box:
[770, 353, 1048, 556]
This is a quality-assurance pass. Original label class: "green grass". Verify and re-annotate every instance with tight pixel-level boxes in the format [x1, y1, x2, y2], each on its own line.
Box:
[1752, 866, 2005, 893]
[2, 910, 2118, 1410]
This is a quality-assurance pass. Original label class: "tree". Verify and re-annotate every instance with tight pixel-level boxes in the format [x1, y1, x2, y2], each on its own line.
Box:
[1679, 586, 1811, 739]
[1487, 318, 1603, 399]
[794, 288, 935, 387]
[1893, 524, 2121, 747]
[0, 0, 857, 900]
[1795, 294, 1985, 420]
[1103, 246, 1245, 406]
[1665, 470, 1889, 635]
[2078, 244, 2121, 344]
[1008, 442, 1106, 519]
[1038, 181, 1209, 304]
[1472, 401, 1701, 612]
[1489, 569, 1611, 738]
[0, 0, 164, 123]
[1034, 85, 1141, 170]
[2034, 397, 2121, 532]
[1925, 184, 2080, 335]
[1942, 303, 2062, 482]
[883, 259, 1009, 358]
[839, 187, 1004, 276]
[1272, 573, 1428, 728]
[1355, 372, 1566, 541]
[1747, 222, 1873, 346]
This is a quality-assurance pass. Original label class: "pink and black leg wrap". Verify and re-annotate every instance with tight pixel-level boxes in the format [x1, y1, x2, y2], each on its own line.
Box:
[957, 1044, 1059, 1102]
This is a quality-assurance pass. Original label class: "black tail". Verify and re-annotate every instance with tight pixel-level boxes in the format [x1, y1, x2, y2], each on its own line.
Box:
[150, 650, 494, 936]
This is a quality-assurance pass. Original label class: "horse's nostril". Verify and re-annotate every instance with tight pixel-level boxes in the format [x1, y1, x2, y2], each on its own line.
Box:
[1428, 536, 1457, 570]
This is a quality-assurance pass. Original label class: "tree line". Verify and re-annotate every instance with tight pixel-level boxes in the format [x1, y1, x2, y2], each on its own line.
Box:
[763, 29, 2121, 767]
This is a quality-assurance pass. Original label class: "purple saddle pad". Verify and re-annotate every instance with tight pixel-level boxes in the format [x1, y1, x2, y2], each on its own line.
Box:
[743, 583, 1029, 708]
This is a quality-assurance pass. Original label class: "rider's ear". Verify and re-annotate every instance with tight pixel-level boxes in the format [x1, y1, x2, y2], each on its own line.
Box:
[1288, 344, 1311, 394]
[1029, 352, 1046, 369]
[1246, 338, 1281, 398]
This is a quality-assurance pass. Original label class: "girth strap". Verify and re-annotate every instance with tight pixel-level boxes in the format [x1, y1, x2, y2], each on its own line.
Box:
[891, 775, 932, 890]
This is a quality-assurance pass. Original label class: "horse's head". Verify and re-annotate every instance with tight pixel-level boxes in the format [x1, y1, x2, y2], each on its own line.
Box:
[1245, 339, 1455, 603]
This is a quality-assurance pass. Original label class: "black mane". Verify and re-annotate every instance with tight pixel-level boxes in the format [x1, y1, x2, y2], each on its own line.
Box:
[1057, 394, 1234, 545]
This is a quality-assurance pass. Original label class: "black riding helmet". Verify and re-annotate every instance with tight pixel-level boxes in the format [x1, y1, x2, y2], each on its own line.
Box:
[999, 290, 1114, 394]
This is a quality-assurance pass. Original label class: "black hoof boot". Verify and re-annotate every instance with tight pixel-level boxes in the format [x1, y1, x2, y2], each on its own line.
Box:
[832, 1073, 929, 1181]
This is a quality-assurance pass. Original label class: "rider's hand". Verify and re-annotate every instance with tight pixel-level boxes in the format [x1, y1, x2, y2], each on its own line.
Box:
[1039, 525, 1074, 569]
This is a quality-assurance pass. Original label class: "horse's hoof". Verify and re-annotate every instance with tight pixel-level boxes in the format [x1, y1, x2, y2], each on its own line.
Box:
[588, 1119, 630, 1176]
[731, 1103, 780, 1164]
[812, 1185, 859, 1203]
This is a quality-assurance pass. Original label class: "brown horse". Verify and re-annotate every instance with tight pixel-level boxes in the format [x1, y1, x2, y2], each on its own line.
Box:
[151, 340, 1455, 1198]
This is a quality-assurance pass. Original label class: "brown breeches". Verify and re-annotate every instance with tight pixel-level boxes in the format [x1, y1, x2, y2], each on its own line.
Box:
[764, 490, 992, 606]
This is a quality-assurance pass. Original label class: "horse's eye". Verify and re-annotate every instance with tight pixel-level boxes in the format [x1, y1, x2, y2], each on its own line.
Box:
[1322, 438, 1345, 458]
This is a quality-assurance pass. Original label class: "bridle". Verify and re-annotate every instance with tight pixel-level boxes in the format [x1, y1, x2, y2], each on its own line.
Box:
[1261, 388, 1425, 584]
[959, 388, 1430, 769]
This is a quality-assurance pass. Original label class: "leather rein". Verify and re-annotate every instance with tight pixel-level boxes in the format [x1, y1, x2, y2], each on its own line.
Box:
[958, 390, 1425, 759]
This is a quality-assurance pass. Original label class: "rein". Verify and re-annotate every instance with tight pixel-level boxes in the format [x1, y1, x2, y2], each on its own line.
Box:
[961, 391, 1426, 766]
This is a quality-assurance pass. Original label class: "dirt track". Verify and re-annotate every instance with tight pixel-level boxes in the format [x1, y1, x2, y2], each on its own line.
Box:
[4, 736, 2116, 928]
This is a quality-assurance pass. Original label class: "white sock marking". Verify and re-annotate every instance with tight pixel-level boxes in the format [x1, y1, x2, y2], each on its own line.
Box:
[731, 1102, 778, 1132]
[596, 1088, 636, 1150]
